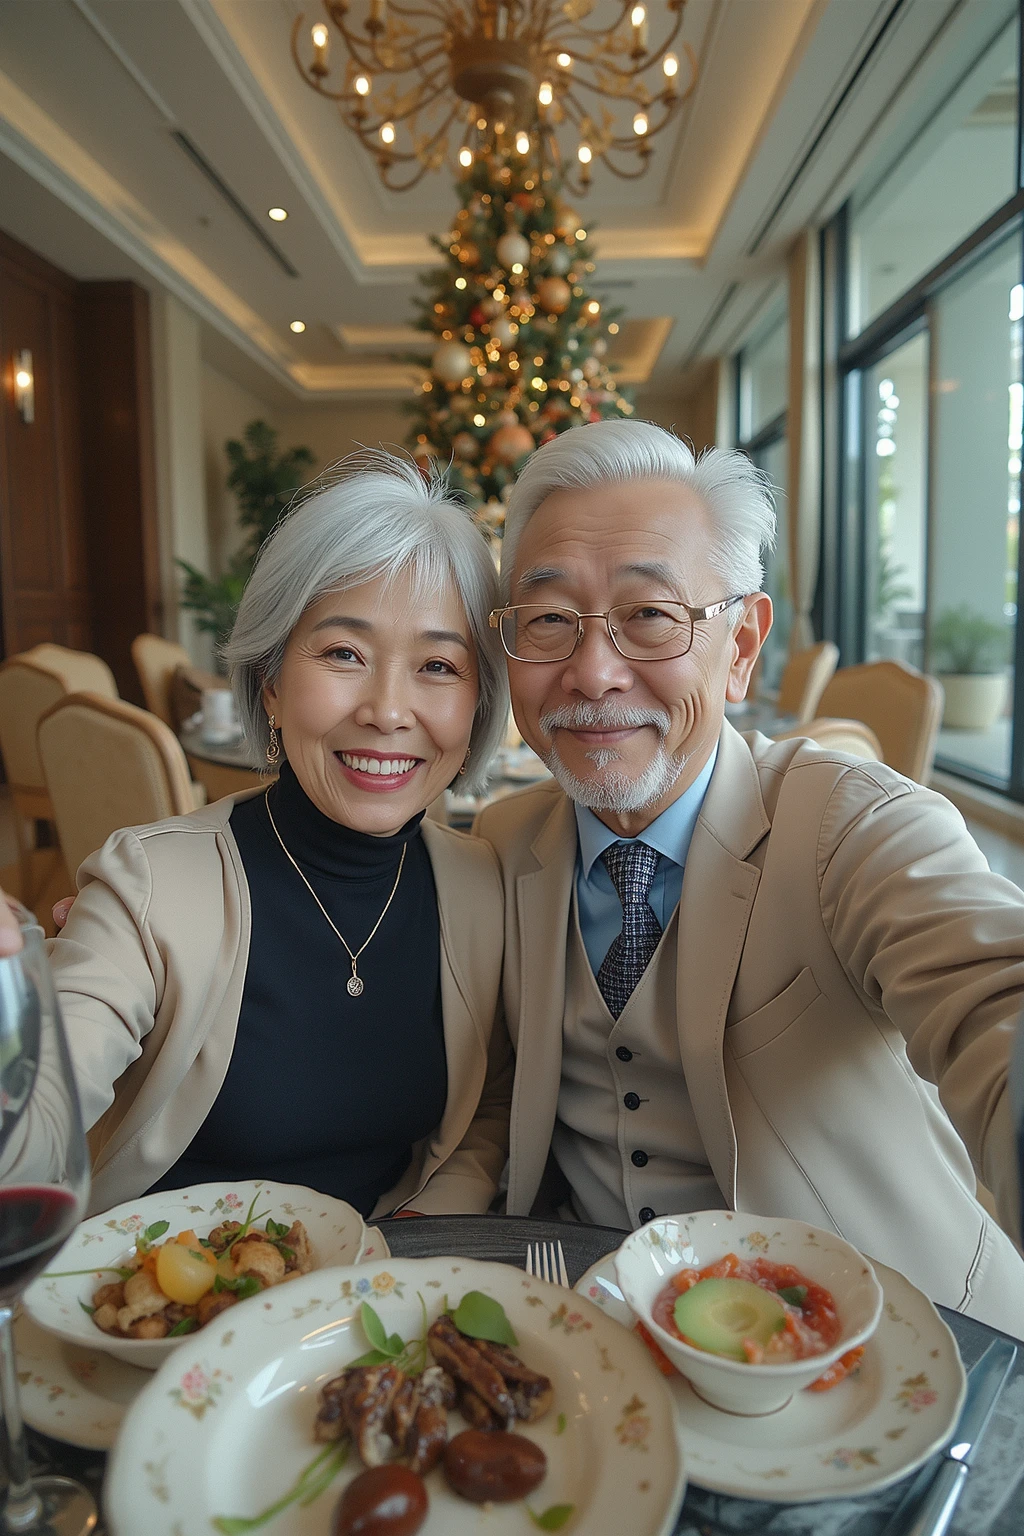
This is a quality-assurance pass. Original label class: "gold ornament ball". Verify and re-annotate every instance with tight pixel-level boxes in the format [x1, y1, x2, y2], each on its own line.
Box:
[452, 431, 480, 461]
[490, 422, 536, 463]
[511, 287, 532, 310]
[496, 408, 519, 427]
[457, 241, 479, 266]
[536, 276, 571, 315]
[490, 315, 517, 349]
[548, 245, 572, 276]
[432, 341, 474, 384]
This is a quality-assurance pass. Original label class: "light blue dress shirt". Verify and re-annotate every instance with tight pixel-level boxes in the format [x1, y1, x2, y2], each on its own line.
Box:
[574, 747, 718, 975]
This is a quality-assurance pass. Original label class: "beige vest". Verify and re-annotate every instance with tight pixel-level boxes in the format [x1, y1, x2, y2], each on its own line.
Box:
[552, 893, 724, 1229]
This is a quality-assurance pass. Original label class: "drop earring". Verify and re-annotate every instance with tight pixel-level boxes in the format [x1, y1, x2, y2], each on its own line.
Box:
[459, 747, 471, 776]
[266, 714, 281, 766]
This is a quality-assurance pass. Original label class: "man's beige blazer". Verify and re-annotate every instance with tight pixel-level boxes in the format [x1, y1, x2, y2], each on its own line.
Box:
[47, 791, 512, 1219]
[476, 722, 1024, 1337]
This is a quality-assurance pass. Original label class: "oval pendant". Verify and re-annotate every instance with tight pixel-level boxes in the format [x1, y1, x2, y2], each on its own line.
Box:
[347, 975, 364, 998]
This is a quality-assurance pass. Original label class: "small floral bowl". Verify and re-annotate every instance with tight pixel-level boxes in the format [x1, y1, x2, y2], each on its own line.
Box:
[614, 1211, 883, 1416]
[23, 1180, 368, 1369]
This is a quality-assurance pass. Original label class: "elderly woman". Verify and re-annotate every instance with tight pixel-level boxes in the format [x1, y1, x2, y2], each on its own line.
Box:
[24, 451, 511, 1219]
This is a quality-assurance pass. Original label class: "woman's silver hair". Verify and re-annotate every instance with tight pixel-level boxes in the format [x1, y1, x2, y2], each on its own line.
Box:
[501, 419, 776, 600]
[224, 449, 508, 794]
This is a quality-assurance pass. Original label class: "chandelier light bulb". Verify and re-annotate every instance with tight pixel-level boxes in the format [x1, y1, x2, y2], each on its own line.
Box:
[630, 5, 646, 26]
[268, 207, 288, 221]
[538, 80, 553, 107]
[354, 75, 371, 95]
[633, 112, 648, 136]
[311, 22, 328, 50]
[515, 131, 530, 154]
[459, 145, 473, 166]
[289, 320, 306, 333]
[577, 143, 592, 164]
[15, 369, 30, 388]
[663, 52, 679, 77]
[380, 121, 396, 144]
[556, 52, 572, 69]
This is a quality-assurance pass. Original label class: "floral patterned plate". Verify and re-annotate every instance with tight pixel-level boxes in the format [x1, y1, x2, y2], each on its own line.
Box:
[575, 1253, 966, 1503]
[23, 1182, 373, 1370]
[106, 1256, 685, 1536]
[13, 1229, 389, 1450]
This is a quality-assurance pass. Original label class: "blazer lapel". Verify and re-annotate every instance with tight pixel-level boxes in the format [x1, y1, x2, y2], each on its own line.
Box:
[506, 791, 578, 1215]
[676, 723, 770, 1205]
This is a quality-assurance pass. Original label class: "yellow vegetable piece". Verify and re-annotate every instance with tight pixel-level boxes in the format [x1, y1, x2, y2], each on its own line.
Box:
[155, 1237, 217, 1304]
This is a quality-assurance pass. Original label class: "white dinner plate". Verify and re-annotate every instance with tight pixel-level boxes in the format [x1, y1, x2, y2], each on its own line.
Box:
[106, 1255, 686, 1536]
[575, 1252, 966, 1502]
[24, 1180, 368, 1369]
[15, 1228, 389, 1449]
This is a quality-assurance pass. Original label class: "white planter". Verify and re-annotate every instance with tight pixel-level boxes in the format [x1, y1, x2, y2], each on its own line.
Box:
[938, 672, 1009, 731]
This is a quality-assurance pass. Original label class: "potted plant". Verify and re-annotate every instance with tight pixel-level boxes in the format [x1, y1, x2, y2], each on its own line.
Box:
[178, 421, 315, 663]
[929, 605, 1011, 730]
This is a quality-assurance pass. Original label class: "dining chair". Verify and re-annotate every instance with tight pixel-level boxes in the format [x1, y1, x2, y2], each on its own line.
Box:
[775, 641, 840, 725]
[0, 657, 69, 902]
[772, 716, 884, 762]
[37, 692, 204, 882]
[22, 643, 118, 700]
[130, 633, 192, 729]
[816, 659, 944, 784]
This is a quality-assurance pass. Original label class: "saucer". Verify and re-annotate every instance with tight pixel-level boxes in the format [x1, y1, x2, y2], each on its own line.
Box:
[575, 1252, 965, 1502]
[17, 1228, 389, 1449]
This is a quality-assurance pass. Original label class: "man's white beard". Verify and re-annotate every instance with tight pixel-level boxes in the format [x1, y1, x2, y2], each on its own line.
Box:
[538, 703, 688, 814]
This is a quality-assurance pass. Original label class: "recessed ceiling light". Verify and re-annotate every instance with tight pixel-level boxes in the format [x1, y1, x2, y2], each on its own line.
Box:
[290, 320, 306, 333]
[268, 207, 288, 221]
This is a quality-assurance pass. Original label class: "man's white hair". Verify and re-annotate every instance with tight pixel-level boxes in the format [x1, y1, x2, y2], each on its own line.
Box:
[500, 419, 776, 600]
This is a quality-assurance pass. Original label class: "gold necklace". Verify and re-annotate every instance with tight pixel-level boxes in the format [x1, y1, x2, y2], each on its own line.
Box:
[264, 792, 406, 998]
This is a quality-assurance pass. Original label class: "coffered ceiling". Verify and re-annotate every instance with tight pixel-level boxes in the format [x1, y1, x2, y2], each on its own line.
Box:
[0, 0, 1005, 402]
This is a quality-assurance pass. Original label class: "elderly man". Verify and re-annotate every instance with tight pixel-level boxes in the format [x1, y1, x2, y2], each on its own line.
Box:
[476, 418, 1024, 1338]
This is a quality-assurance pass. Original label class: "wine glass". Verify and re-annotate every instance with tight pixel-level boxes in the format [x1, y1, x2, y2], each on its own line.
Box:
[0, 906, 96, 1535]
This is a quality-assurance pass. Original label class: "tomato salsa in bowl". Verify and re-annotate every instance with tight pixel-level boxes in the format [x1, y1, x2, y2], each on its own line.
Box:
[615, 1212, 884, 1416]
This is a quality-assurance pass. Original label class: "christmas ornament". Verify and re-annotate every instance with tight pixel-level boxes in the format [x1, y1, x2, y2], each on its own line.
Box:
[490, 316, 517, 349]
[432, 341, 473, 384]
[469, 304, 487, 327]
[592, 337, 608, 356]
[458, 241, 479, 266]
[583, 357, 601, 378]
[481, 296, 503, 318]
[496, 231, 531, 270]
[548, 245, 572, 276]
[452, 431, 480, 460]
[490, 423, 535, 463]
[511, 288, 532, 310]
[496, 408, 519, 427]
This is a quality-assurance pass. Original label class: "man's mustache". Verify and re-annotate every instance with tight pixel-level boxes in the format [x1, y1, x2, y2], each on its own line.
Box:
[539, 703, 672, 738]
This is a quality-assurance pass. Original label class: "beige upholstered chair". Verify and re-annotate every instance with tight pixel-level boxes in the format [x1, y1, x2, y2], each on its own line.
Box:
[772, 716, 884, 762]
[0, 658, 68, 900]
[131, 634, 192, 729]
[22, 643, 118, 699]
[776, 641, 840, 725]
[817, 660, 944, 784]
[37, 693, 202, 881]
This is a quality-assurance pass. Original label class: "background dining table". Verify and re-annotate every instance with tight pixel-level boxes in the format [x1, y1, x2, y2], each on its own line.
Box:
[10, 1212, 1023, 1534]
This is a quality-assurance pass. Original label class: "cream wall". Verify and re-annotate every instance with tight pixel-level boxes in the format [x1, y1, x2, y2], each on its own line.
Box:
[201, 363, 282, 573]
[275, 399, 411, 475]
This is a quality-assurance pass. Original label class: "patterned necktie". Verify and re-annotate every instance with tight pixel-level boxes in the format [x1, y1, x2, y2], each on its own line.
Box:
[596, 840, 663, 1019]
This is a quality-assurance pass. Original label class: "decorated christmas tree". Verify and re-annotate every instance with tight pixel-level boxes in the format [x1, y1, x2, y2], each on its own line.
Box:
[404, 150, 633, 537]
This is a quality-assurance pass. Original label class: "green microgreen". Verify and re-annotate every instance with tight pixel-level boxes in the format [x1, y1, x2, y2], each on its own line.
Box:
[555, 1412, 567, 1435]
[167, 1317, 199, 1337]
[450, 1290, 518, 1347]
[211, 1441, 349, 1533]
[134, 1220, 170, 1255]
[42, 1265, 134, 1280]
[78, 1300, 95, 1317]
[214, 1274, 262, 1301]
[528, 1504, 576, 1530]
[229, 1194, 271, 1247]
[347, 1293, 430, 1376]
[778, 1285, 808, 1308]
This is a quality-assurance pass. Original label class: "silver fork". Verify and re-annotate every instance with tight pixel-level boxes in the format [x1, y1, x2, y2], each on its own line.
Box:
[525, 1239, 570, 1287]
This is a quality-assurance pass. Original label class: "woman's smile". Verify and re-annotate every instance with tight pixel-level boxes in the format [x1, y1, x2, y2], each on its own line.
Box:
[335, 748, 424, 792]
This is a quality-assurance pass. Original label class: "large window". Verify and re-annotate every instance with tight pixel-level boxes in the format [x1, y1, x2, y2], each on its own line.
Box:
[736, 310, 790, 693]
[830, 0, 1024, 794]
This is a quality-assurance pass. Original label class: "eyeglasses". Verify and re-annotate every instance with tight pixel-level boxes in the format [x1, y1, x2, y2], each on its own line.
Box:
[489, 595, 748, 664]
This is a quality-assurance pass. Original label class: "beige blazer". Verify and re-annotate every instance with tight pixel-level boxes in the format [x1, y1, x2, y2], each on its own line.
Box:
[48, 791, 512, 1218]
[476, 722, 1024, 1337]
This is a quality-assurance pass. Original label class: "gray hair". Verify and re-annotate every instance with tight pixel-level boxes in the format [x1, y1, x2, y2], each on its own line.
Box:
[501, 419, 776, 600]
[224, 449, 508, 794]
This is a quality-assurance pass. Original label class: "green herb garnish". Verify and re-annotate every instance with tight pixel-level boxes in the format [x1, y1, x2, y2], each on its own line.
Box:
[528, 1504, 576, 1530]
[78, 1300, 95, 1317]
[211, 1441, 349, 1533]
[167, 1317, 199, 1337]
[451, 1290, 519, 1347]
[778, 1285, 808, 1308]
[213, 1273, 262, 1301]
[134, 1219, 170, 1255]
[555, 1411, 567, 1435]
[347, 1294, 430, 1376]
[42, 1265, 134, 1280]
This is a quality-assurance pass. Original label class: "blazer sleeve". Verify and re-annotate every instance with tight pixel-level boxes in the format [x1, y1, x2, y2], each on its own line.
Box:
[817, 766, 1024, 1236]
[45, 828, 165, 1132]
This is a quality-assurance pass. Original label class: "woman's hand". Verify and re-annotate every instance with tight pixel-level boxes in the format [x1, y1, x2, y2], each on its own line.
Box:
[53, 897, 75, 929]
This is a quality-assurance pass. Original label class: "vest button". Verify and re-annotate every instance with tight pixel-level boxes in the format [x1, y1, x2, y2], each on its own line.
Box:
[638, 1207, 656, 1223]
[631, 1149, 649, 1167]
[616, 1046, 633, 1062]
[623, 1092, 641, 1110]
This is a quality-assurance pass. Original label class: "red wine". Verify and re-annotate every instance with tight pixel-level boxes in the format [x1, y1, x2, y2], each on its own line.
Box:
[0, 1185, 81, 1302]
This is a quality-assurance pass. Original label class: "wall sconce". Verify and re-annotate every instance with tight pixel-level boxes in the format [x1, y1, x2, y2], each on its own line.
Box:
[13, 349, 34, 424]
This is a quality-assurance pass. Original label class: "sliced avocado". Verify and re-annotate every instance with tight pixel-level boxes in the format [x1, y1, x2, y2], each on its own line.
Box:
[672, 1277, 786, 1361]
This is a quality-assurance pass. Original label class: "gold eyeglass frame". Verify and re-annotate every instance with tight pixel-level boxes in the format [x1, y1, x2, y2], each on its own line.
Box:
[488, 595, 748, 664]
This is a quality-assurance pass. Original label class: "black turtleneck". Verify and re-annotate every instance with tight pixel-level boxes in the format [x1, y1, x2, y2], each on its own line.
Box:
[149, 763, 448, 1215]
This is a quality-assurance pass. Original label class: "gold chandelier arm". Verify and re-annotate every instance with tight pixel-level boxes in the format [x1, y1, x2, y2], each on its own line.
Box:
[546, 3, 686, 85]
[374, 98, 465, 189]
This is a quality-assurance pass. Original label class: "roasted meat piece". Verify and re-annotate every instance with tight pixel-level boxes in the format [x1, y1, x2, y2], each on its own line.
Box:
[426, 1315, 517, 1427]
[406, 1365, 455, 1475]
[313, 1361, 456, 1473]
[469, 1338, 554, 1423]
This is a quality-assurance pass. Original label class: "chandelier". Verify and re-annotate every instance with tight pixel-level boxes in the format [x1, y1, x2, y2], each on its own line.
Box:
[291, 1, 697, 193]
